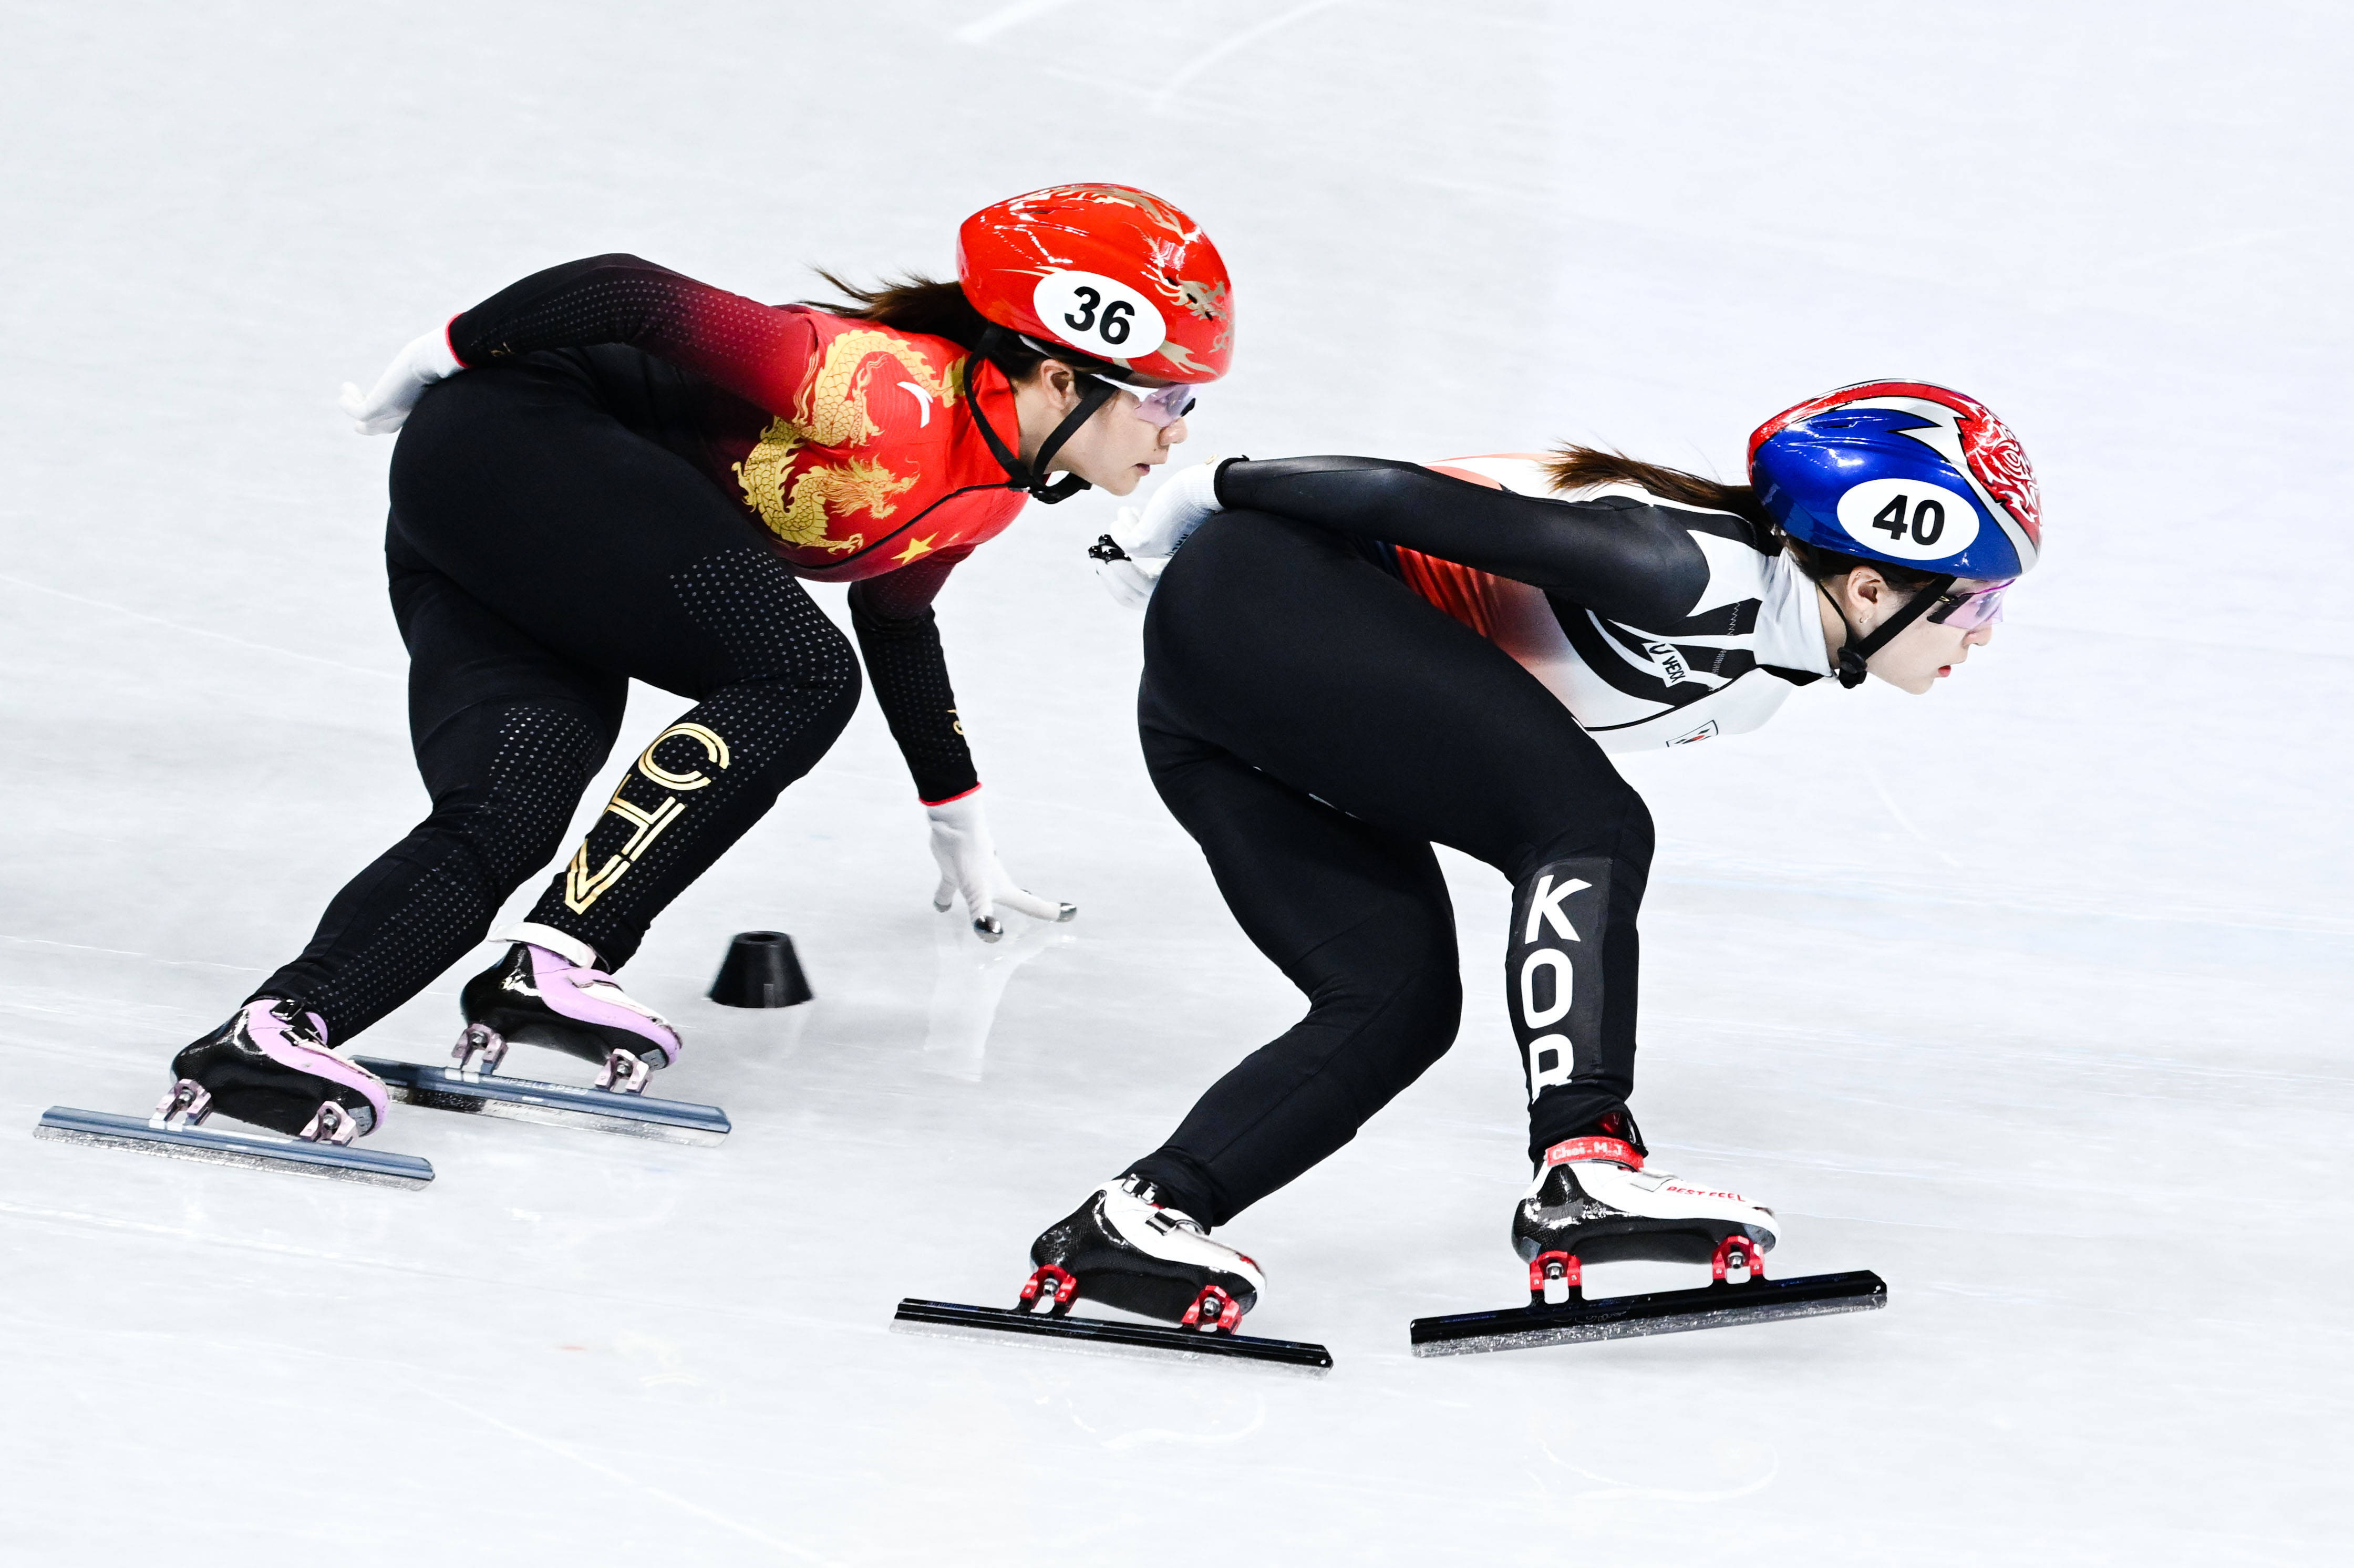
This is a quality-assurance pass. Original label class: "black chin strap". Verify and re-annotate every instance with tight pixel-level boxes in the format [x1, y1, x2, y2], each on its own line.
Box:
[964, 327, 1122, 505]
[1027, 376, 1119, 503]
[1823, 573, 1955, 688]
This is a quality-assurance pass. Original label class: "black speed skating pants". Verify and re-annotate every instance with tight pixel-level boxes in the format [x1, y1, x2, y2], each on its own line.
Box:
[1125, 512, 1654, 1228]
[257, 350, 859, 1041]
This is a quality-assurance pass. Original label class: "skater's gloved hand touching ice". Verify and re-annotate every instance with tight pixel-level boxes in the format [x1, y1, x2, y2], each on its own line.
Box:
[925, 788, 1076, 941]
[1088, 459, 1232, 609]
[339, 321, 465, 435]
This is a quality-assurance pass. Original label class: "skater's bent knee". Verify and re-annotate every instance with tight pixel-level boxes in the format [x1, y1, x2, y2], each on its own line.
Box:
[727, 656, 861, 730]
[725, 637, 862, 718]
[670, 548, 860, 691]
[1387, 964, 1463, 1073]
[1303, 960, 1461, 1084]
[1522, 784, 1655, 875]
[805, 650, 862, 714]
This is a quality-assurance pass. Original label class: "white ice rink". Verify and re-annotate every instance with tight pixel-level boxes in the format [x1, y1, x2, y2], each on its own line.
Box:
[4, 3, 2348, 1562]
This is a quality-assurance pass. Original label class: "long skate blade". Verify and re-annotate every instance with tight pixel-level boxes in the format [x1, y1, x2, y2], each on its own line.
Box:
[1409, 1270, 1886, 1357]
[892, 1298, 1333, 1376]
[33, 1106, 433, 1189]
[355, 1057, 729, 1146]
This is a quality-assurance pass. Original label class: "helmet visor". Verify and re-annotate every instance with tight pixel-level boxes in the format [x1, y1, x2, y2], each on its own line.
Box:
[1924, 580, 2012, 631]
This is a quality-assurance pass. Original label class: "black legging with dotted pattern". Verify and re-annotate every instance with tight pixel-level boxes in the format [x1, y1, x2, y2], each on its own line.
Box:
[259, 351, 864, 1041]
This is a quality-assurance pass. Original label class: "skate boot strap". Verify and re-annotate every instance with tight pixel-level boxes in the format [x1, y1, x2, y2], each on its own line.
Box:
[1542, 1136, 1644, 1170]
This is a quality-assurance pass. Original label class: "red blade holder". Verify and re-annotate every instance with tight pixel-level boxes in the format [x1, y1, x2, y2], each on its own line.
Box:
[1711, 1234, 1765, 1284]
[1528, 1250, 1582, 1306]
[1018, 1264, 1080, 1317]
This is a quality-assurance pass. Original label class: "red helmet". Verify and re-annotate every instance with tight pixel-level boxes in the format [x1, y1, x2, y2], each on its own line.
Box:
[956, 183, 1233, 384]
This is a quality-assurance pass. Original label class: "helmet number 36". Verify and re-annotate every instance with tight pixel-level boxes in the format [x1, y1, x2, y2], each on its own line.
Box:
[1834, 476, 1979, 562]
[1033, 270, 1168, 362]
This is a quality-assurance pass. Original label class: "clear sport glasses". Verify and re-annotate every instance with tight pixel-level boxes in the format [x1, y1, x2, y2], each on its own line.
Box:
[1097, 376, 1197, 429]
[1924, 580, 2013, 631]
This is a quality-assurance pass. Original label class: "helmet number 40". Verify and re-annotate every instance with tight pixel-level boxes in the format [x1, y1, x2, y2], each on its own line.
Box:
[1834, 476, 1979, 562]
[1872, 493, 1945, 547]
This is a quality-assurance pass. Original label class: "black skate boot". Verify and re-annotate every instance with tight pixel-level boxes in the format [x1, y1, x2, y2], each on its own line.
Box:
[1026, 1177, 1267, 1332]
[456, 933, 680, 1092]
[168, 998, 388, 1140]
[892, 1179, 1330, 1368]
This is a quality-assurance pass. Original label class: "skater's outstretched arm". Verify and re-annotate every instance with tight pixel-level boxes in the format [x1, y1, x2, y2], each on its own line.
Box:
[847, 551, 1072, 935]
[846, 549, 980, 807]
[448, 255, 822, 415]
[1214, 457, 1725, 628]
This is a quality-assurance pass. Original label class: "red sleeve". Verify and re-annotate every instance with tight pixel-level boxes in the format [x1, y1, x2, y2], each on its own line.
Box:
[448, 254, 818, 415]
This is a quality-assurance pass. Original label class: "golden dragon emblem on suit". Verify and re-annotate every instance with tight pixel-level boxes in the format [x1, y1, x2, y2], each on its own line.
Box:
[733, 331, 967, 551]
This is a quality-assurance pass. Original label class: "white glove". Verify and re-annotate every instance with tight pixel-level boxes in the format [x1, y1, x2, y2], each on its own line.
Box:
[1089, 508, 1169, 610]
[1126, 460, 1225, 559]
[1086, 460, 1226, 609]
[925, 788, 1077, 941]
[339, 321, 464, 435]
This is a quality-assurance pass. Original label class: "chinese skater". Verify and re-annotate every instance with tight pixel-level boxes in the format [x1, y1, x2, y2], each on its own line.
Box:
[161, 184, 1234, 1149]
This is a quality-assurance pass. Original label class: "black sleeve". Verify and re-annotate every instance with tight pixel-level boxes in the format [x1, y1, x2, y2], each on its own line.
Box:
[845, 549, 979, 805]
[448, 255, 817, 415]
[1213, 456, 1718, 627]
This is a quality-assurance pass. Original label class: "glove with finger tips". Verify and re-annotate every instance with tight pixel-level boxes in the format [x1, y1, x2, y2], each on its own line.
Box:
[924, 788, 1075, 941]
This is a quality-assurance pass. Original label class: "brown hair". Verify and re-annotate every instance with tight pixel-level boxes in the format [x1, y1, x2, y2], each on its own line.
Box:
[1543, 443, 1942, 592]
[805, 271, 1067, 381]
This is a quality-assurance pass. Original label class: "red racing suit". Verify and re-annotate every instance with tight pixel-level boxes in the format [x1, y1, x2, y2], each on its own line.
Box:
[448, 254, 1029, 583]
[446, 254, 1036, 802]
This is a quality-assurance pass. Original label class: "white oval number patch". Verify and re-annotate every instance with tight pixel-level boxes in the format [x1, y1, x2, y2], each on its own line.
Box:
[1834, 476, 1980, 562]
[1032, 270, 1167, 362]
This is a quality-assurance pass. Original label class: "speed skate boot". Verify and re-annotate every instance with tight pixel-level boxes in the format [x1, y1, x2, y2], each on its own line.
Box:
[1403, 1118, 1880, 1353]
[168, 998, 388, 1141]
[456, 932, 680, 1093]
[1025, 1177, 1267, 1333]
[1514, 1121, 1779, 1300]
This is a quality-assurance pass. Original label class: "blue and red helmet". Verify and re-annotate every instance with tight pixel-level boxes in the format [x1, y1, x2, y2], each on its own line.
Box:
[1747, 381, 2042, 580]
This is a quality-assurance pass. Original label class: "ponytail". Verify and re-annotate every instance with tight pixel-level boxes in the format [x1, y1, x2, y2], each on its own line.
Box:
[1545, 444, 1940, 592]
[1544, 446, 1769, 527]
[805, 271, 1062, 379]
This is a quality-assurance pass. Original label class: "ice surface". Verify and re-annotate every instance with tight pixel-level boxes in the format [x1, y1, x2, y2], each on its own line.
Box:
[2, 2, 2348, 1562]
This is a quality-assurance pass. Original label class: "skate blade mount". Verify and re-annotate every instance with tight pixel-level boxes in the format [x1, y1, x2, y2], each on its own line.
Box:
[892, 1297, 1334, 1376]
[355, 1055, 729, 1146]
[1410, 1239, 1884, 1358]
[33, 1106, 433, 1189]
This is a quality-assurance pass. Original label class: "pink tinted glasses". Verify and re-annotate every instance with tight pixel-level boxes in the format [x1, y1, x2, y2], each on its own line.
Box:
[1925, 580, 2012, 631]
[1098, 376, 1196, 429]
